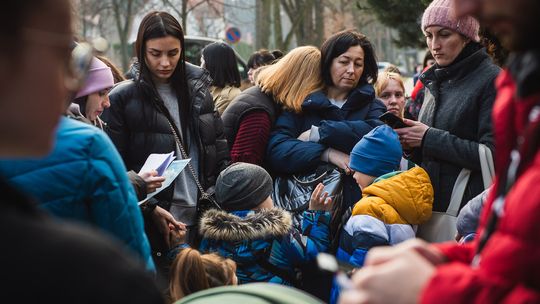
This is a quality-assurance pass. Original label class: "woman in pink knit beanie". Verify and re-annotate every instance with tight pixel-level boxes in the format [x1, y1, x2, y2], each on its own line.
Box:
[420, 0, 480, 66]
[70, 57, 114, 129]
[393, 0, 501, 240]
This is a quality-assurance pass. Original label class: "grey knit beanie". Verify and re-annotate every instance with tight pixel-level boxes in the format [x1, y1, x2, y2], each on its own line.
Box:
[215, 162, 273, 212]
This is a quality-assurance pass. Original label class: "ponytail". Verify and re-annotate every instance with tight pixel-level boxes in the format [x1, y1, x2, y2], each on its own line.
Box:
[168, 248, 237, 302]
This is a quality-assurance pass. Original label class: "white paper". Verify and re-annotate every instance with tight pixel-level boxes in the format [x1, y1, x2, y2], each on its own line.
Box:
[139, 152, 175, 176]
[138, 159, 191, 205]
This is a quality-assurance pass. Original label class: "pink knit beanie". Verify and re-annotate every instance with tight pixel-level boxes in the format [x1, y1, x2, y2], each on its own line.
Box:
[421, 0, 480, 42]
[75, 57, 114, 98]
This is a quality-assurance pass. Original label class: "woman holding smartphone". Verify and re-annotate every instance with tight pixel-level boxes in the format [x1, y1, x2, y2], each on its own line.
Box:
[375, 71, 415, 170]
[396, 0, 500, 214]
[375, 71, 407, 119]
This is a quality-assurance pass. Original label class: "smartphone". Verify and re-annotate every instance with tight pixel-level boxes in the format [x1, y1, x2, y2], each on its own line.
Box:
[317, 253, 356, 290]
[379, 111, 408, 129]
[316, 252, 356, 274]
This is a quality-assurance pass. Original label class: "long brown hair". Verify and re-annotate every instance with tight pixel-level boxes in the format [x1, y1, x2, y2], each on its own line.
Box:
[135, 11, 190, 133]
[168, 248, 236, 302]
[256, 46, 323, 113]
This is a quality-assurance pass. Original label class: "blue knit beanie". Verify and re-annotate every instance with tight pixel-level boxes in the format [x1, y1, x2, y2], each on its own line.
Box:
[349, 125, 402, 177]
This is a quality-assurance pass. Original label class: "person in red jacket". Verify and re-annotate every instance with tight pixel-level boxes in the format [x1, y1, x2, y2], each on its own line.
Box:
[339, 0, 540, 303]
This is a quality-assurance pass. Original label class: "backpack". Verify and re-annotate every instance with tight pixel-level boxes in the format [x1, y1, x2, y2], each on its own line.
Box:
[175, 283, 324, 304]
[272, 164, 344, 230]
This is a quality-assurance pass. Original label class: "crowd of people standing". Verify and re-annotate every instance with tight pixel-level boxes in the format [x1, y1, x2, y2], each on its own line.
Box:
[2, 0, 540, 303]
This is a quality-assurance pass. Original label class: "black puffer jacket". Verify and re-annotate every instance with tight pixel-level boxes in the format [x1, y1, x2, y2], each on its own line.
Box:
[103, 63, 230, 201]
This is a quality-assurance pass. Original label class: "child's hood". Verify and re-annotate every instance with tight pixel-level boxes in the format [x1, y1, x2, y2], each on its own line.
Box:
[199, 208, 292, 242]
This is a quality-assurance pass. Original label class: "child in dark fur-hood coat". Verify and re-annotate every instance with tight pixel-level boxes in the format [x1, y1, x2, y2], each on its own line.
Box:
[198, 163, 332, 285]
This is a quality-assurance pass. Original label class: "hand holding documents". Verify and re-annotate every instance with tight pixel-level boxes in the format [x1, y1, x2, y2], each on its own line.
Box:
[139, 151, 176, 176]
[138, 152, 191, 205]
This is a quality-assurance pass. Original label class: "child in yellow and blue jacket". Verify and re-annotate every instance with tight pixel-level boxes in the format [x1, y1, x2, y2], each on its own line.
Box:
[331, 125, 433, 303]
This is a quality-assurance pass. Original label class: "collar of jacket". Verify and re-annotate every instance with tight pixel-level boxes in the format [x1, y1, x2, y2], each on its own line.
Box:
[421, 47, 488, 85]
[301, 83, 376, 112]
[507, 49, 540, 98]
[199, 208, 292, 242]
[131, 60, 211, 96]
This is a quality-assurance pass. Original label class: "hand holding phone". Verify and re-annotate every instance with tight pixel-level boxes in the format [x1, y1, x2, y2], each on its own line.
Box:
[379, 111, 408, 129]
[317, 253, 356, 290]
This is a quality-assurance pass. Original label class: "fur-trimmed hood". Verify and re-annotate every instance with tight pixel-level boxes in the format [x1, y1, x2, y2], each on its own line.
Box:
[199, 208, 292, 242]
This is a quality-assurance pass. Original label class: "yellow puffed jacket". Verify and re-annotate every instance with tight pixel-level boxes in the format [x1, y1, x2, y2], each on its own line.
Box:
[336, 166, 434, 267]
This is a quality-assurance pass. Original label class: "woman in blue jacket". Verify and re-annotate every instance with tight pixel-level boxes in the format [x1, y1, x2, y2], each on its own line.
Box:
[0, 58, 155, 271]
[266, 30, 386, 216]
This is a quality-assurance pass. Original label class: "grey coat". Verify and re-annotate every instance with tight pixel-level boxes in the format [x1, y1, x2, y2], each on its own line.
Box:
[416, 48, 500, 212]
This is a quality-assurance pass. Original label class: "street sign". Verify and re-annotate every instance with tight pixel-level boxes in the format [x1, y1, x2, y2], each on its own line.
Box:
[225, 27, 241, 44]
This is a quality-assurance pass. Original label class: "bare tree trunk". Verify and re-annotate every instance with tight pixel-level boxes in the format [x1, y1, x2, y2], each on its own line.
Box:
[273, 0, 283, 50]
[280, 0, 305, 49]
[112, 0, 134, 71]
[314, 0, 324, 46]
[301, 1, 314, 45]
[256, 0, 271, 49]
[181, 0, 188, 34]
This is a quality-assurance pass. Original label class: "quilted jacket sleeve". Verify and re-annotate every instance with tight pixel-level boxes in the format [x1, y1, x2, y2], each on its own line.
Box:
[318, 101, 386, 152]
[266, 111, 326, 174]
[271, 210, 331, 267]
[81, 130, 155, 271]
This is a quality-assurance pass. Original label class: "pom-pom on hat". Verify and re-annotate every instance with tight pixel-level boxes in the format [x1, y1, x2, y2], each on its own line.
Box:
[349, 125, 402, 177]
[421, 0, 480, 42]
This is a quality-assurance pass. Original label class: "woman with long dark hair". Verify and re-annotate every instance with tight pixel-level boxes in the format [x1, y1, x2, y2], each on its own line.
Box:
[200, 42, 241, 114]
[102, 11, 229, 288]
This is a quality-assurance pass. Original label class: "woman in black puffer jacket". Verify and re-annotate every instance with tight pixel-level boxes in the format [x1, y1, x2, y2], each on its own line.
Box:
[102, 11, 229, 290]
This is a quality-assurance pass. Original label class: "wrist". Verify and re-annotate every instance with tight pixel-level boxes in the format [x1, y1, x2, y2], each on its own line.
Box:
[309, 125, 320, 142]
[321, 148, 331, 162]
[167, 243, 190, 261]
[140, 198, 158, 216]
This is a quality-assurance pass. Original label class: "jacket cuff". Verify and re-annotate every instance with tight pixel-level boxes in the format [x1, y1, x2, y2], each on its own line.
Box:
[309, 125, 320, 142]
[303, 210, 331, 225]
[140, 198, 158, 216]
[421, 127, 444, 156]
[167, 243, 190, 261]
[127, 170, 148, 201]
[433, 241, 475, 264]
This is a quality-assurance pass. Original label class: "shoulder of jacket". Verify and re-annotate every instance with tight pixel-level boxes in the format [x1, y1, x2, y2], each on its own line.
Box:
[109, 79, 137, 98]
[351, 196, 385, 216]
[185, 62, 210, 82]
[477, 57, 502, 79]
[63, 120, 114, 154]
